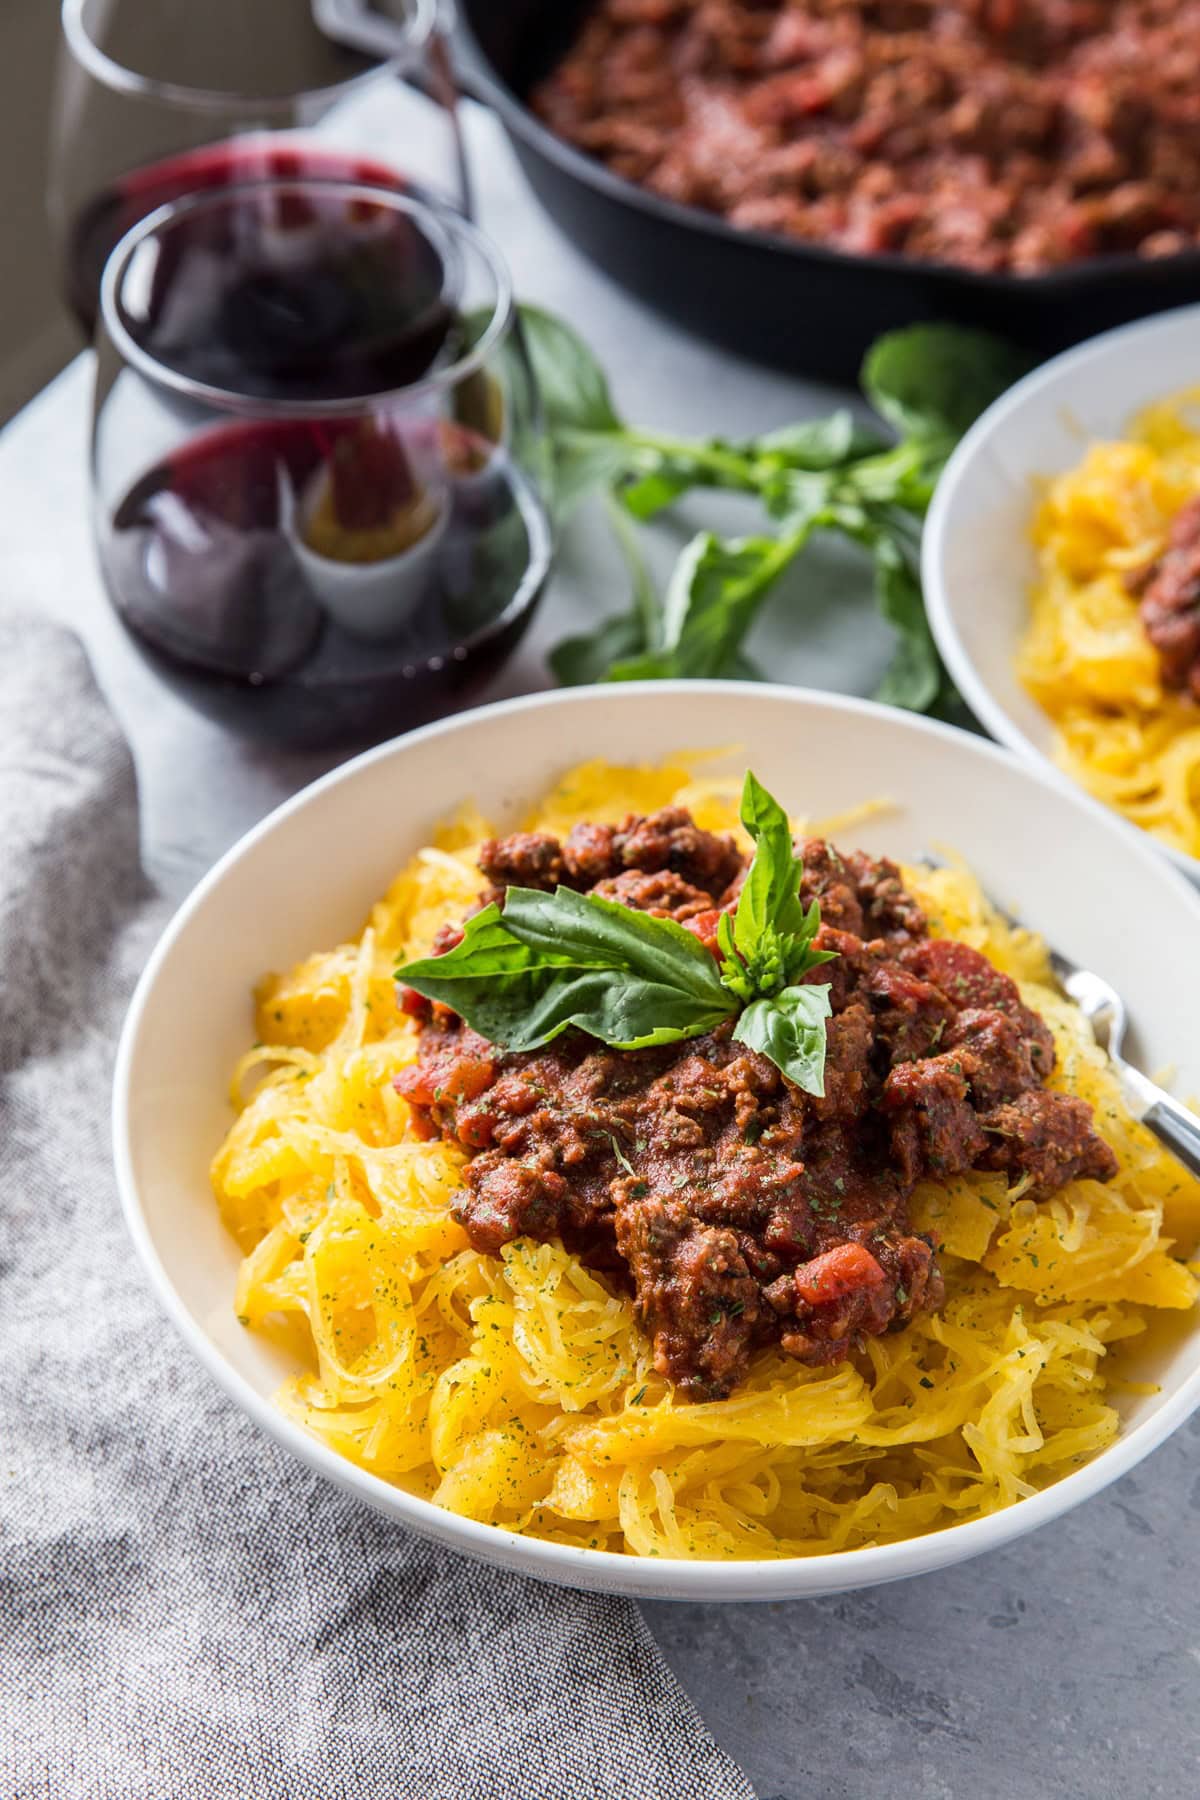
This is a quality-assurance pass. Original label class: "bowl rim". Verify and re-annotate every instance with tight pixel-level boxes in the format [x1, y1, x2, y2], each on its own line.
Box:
[100, 183, 512, 419]
[922, 299, 1200, 887]
[112, 679, 1200, 1599]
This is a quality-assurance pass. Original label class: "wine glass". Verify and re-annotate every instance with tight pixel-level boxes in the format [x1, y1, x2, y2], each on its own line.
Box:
[49, 0, 465, 335]
[91, 180, 552, 750]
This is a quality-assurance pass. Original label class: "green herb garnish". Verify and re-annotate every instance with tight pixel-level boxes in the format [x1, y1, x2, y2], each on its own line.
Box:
[396, 772, 839, 1096]
[603, 1131, 637, 1177]
[501, 306, 1026, 714]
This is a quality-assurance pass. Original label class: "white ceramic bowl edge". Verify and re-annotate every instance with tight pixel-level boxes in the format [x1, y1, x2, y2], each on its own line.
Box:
[113, 682, 1200, 1599]
[923, 299, 1200, 887]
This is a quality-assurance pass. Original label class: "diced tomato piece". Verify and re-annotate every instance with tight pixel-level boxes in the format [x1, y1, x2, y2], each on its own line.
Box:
[399, 1101, 438, 1141]
[444, 1056, 496, 1102]
[794, 1242, 886, 1305]
[394, 1064, 435, 1105]
[681, 909, 724, 958]
[395, 1051, 495, 1109]
[457, 1107, 497, 1150]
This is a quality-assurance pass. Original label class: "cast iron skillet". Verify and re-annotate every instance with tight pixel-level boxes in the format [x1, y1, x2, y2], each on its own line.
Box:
[450, 0, 1200, 381]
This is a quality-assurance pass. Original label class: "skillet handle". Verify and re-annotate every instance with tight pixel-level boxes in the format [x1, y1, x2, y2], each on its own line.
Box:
[310, 0, 482, 215]
[439, 2, 495, 104]
[310, 0, 493, 103]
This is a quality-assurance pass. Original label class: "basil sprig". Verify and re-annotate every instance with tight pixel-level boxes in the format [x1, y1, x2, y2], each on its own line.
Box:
[396, 773, 839, 1095]
[720, 773, 838, 1094]
[503, 305, 1027, 714]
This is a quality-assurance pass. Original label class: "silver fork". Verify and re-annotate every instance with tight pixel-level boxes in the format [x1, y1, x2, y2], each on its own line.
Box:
[921, 857, 1200, 1179]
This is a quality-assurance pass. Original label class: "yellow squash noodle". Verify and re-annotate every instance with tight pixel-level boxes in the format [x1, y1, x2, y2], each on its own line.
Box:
[1019, 389, 1200, 859]
[211, 758, 1200, 1558]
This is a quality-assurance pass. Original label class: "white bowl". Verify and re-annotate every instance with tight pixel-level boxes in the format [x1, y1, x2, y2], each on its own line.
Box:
[923, 301, 1200, 886]
[112, 682, 1200, 1601]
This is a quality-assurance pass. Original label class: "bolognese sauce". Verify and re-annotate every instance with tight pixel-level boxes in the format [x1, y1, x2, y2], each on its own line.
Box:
[532, 0, 1200, 275]
[1127, 495, 1200, 701]
[397, 806, 1116, 1399]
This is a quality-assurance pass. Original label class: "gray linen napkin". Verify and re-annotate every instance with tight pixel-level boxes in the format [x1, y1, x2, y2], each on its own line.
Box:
[0, 616, 757, 1800]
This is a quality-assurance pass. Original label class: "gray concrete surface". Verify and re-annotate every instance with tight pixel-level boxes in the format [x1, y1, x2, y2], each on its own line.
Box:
[3, 98, 1197, 1800]
[648, 1430, 1200, 1799]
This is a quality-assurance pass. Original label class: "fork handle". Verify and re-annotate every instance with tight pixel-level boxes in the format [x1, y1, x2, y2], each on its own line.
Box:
[1117, 1063, 1200, 1180]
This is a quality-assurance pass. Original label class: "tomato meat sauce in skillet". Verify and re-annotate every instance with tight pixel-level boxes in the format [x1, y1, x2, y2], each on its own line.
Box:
[398, 806, 1116, 1400]
[532, 0, 1200, 276]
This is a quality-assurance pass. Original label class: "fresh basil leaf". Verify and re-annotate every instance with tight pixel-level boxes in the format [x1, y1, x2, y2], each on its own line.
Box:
[606, 488, 664, 648]
[607, 646, 766, 684]
[721, 646, 765, 681]
[618, 432, 775, 520]
[784, 931, 838, 985]
[396, 903, 581, 1047]
[463, 305, 632, 518]
[733, 983, 833, 1098]
[624, 417, 885, 530]
[517, 305, 624, 435]
[760, 465, 839, 526]
[862, 325, 1027, 450]
[620, 529, 812, 682]
[871, 538, 943, 713]
[551, 429, 641, 519]
[753, 410, 887, 471]
[734, 772, 809, 960]
[506, 308, 641, 518]
[501, 886, 727, 995]
[611, 416, 885, 525]
[620, 462, 700, 520]
[833, 442, 934, 513]
[549, 610, 646, 687]
[603, 650, 673, 682]
[398, 886, 735, 1053]
[512, 966, 731, 1050]
[716, 910, 747, 998]
[719, 909, 833, 1009]
[730, 772, 836, 996]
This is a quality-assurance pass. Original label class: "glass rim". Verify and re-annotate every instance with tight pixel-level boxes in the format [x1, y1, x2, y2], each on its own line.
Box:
[61, 0, 437, 115]
[98, 180, 516, 418]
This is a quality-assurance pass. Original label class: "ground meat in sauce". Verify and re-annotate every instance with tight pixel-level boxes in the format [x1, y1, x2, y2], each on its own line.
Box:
[1127, 495, 1200, 701]
[531, 0, 1200, 276]
[397, 805, 1118, 1400]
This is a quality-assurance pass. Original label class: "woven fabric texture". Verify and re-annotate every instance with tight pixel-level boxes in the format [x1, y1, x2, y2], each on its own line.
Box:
[0, 615, 756, 1800]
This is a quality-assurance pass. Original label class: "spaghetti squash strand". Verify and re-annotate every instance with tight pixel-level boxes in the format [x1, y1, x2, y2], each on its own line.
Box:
[1019, 400, 1200, 858]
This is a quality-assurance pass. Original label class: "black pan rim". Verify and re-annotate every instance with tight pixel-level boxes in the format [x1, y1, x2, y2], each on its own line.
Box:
[457, 7, 1200, 303]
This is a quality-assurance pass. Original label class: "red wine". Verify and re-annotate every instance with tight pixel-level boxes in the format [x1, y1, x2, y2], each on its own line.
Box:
[97, 414, 551, 748]
[91, 168, 549, 748]
[66, 138, 406, 336]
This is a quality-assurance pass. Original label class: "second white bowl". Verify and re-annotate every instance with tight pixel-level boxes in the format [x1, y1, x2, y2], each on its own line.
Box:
[922, 300, 1200, 886]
